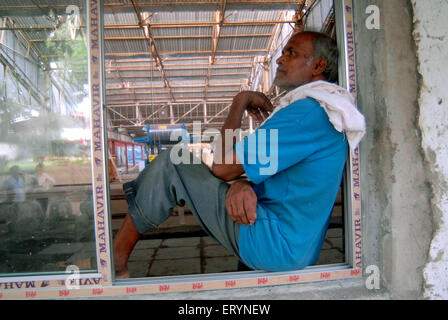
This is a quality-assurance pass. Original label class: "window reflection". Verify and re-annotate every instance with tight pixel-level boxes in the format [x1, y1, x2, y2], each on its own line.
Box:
[0, 1, 97, 275]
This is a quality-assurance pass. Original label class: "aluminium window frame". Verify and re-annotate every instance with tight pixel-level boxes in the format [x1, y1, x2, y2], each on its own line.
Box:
[0, 0, 362, 299]
[109, 0, 363, 293]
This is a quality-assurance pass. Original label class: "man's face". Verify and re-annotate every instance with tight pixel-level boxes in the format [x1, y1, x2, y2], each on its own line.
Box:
[273, 33, 316, 91]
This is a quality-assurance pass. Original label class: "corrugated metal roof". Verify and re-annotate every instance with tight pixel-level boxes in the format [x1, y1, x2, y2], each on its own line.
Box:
[104, 28, 145, 39]
[221, 25, 275, 36]
[97, 0, 334, 135]
[224, 9, 280, 22]
[150, 11, 215, 23]
[217, 36, 271, 51]
[151, 26, 213, 38]
[156, 38, 212, 53]
[304, 0, 334, 32]
[0, 0, 84, 6]
[104, 11, 139, 25]
[104, 39, 150, 54]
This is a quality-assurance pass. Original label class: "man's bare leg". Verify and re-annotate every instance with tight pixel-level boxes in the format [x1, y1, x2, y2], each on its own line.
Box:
[113, 213, 142, 279]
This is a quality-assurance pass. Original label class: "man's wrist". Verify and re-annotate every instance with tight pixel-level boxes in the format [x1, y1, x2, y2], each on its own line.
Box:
[231, 92, 250, 113]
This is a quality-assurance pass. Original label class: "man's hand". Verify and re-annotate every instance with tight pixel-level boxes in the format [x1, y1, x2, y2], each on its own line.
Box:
[233, 91, 274, 123]
[226, 180, 257, 226]
[212, 91, 273, 181]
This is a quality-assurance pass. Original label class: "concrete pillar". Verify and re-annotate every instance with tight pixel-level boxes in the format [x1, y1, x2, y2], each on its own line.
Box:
[410, 0, 448, 300]
[353, 0, 433, 299]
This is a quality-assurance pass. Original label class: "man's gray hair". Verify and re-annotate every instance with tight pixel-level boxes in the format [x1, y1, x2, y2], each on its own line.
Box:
[305, 31, 339, 83]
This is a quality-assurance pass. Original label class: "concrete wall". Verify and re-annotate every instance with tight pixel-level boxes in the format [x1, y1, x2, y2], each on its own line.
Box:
[353, 0, 434, 299]
[354, 0, 448, 299]
[411, 0, 448, 299]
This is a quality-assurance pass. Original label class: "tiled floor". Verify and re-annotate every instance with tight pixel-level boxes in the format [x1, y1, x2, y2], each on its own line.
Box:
[122, 225, 344, 278]
[0, 176, 344, 276]
[0, 218, 344, 276]
[127, 236, 240, 278]
[315, 227, 344, 265]
[110, 179, 345, 278]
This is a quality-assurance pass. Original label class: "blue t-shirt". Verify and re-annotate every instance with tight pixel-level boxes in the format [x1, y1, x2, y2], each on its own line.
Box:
[234, 97, 347, 271]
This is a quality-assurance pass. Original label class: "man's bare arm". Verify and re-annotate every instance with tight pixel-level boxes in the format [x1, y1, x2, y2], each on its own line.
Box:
[211, 91, 273, 181]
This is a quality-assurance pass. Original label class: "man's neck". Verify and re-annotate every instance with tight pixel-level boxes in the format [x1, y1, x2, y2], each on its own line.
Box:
[284, 77, 328, 93]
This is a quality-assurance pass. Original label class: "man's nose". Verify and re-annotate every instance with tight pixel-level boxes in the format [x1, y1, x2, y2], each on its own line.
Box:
[276, 54, 284, 65]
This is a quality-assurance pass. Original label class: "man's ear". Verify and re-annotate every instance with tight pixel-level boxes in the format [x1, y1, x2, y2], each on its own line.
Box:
[312, 58, 327, 77]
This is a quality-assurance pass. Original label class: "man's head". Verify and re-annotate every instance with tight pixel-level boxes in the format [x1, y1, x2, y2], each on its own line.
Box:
[273, 31, 338, 91]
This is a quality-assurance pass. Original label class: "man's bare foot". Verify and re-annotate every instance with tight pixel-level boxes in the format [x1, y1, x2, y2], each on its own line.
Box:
[113, 214, 142, 280]
[113, 251, 132, 279]
[115, 266, 130, 279]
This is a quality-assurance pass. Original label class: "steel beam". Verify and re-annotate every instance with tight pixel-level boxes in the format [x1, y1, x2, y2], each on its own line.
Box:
[130, 0, 175, 102]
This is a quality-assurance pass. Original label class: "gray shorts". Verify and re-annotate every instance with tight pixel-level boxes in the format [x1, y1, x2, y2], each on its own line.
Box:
[123, 149, 241, 260]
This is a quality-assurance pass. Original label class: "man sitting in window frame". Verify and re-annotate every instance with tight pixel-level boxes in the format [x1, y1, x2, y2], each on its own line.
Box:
[113, 31, 365, 278]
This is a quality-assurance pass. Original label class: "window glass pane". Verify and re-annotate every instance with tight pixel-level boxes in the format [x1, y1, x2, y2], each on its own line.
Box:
[0, 0, 97, 276]
[127, 145, 134, 166]
[116, 145, 125, 167]
[134, 145, 142, 162]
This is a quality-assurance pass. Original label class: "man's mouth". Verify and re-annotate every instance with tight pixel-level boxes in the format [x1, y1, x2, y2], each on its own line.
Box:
[276, 68, 286, 75]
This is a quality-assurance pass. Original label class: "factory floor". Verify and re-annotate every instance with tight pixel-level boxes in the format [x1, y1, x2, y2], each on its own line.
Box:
[110, 176, 345, 278]
[111, 214, 344, 278]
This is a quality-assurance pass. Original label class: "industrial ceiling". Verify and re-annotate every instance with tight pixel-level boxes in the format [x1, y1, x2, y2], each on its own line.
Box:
[0, 0, 335, 139]
[103, 0, 334, 138]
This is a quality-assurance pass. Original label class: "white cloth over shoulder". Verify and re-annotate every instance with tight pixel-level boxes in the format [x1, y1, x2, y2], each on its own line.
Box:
[264, 80, 366, 151]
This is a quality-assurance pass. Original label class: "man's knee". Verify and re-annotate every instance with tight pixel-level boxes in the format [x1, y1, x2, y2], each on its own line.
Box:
[167, 145, 197, 166]
[148, 149, 203, 179]
[148, 149, 174, 169]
